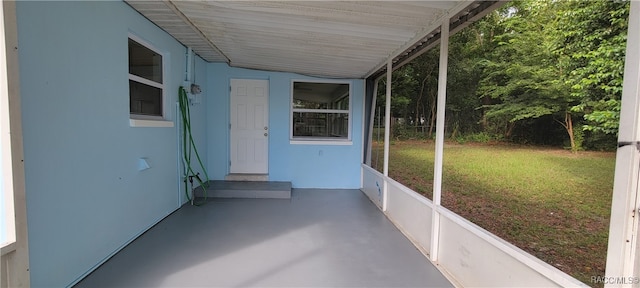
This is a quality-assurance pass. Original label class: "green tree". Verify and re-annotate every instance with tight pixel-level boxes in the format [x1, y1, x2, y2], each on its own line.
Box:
[554, 0, 629, 136]
[409, 48, 440, 136]
[447, 12, 501, 137]
[379, 0, 628, 150]
[476, 0, 582, 149]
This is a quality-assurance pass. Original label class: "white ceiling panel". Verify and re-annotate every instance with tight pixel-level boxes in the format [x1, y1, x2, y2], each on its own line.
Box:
[125, 1, 495, 78]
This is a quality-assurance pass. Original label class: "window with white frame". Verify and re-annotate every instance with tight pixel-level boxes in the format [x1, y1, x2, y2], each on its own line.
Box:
[128, 36, 164, 118]
[291, 81, 350, 141]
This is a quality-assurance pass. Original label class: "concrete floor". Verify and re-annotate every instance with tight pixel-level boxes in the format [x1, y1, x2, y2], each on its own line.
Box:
[75, 189, 452, 287]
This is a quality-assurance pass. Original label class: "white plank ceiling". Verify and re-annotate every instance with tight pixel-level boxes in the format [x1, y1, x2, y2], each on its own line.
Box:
[125, 1, 486, 79]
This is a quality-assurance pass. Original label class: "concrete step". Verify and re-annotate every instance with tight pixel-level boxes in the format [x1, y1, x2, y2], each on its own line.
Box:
[225, 174, 268, 181]
[195, 180, 291, 199]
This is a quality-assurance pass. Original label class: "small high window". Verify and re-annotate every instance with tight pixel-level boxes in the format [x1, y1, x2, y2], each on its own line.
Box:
[291, 81, 350, 141]
[129, 36, 164, 118]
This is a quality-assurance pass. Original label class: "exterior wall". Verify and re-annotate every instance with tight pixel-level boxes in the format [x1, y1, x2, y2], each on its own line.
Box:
[180, 56, 208, 203]
[361, 169, 587, 287]
[386, 177, 432, 254]
[362, 164, 432, 260]
[207, 63, 364, 189]
[361, 165, 383, 209]
[437, 210, 564, 287]
[16, 2, 205, 286]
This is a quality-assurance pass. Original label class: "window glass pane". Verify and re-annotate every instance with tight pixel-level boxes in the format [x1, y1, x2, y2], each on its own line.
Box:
[128, 38, 162, 83]
[130, 80, 162, 116]
[293, 112, 348, 138]
[293, 99, 328, 110]
[293, 82, 349, 110]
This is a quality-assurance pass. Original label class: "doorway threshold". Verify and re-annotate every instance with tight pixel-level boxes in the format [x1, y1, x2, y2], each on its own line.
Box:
[225, 173, 268, 181]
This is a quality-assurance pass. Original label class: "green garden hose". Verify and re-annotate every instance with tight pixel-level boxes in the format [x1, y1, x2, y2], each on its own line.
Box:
[179, 86, 210, 205]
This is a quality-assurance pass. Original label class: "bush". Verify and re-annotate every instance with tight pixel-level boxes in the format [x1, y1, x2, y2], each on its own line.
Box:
[583, 130, 617, 151]
[574, 129, 584, 152]
[454, 132, 499, 144]
[391, 124, 431, 140]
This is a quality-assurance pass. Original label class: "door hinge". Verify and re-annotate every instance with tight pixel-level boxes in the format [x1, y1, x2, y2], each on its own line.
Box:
[229, 160, 231, 167]
[229, 123, 232, 129]
[229, 86, 232, 92]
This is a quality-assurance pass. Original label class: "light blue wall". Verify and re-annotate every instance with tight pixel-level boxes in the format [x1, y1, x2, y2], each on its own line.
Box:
[207, 64, 364, 188]
[179, 55, 209, 202]
[16, 1, 362, 286]
[16, 1, 206, 286]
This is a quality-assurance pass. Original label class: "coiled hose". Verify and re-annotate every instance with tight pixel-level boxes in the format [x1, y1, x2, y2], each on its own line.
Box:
[179, 86, 209, 205]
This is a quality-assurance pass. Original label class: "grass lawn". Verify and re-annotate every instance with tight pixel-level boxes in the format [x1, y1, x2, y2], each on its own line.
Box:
[371, 140, 615, 287]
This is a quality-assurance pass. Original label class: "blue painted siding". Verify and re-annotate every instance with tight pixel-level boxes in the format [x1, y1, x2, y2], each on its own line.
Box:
[179, 55, 209, 203]
[16, 2, 206, 286]
[16, 1, 363, 286]
[207, 64, 364, 188]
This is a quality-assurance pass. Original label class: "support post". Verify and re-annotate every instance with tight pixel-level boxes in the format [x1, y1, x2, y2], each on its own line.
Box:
[383, 61, 392, 177]
[430, 17, 449, 262]
[382, 61, 392, 211]
[605, 2, 640, 286]
[1, 1, 30, 286]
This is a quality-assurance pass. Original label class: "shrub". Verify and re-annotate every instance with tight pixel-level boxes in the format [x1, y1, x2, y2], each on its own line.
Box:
[455, 132, 498, 144]
[392, 124, 431, 140]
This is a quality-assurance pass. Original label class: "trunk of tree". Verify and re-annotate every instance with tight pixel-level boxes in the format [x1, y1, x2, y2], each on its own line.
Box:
[481, 96, 492, 131]
[505, 121, 516, 139]
[554, 111, 577, 152]
[421, 106, 426, 134]
[390, 117, 395, 138]
[428, 84, 437, 137]
[416, 76, 427, 129]
[565, 112, 576, 152]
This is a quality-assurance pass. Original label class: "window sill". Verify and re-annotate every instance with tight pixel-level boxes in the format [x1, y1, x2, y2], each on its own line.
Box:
[1, 241, 16, 256]
[290, 140, 352, 146]
[130, 118, 174, 128]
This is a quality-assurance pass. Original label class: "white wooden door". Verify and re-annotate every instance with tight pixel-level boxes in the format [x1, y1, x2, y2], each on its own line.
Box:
[230, 79, 269, 174]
